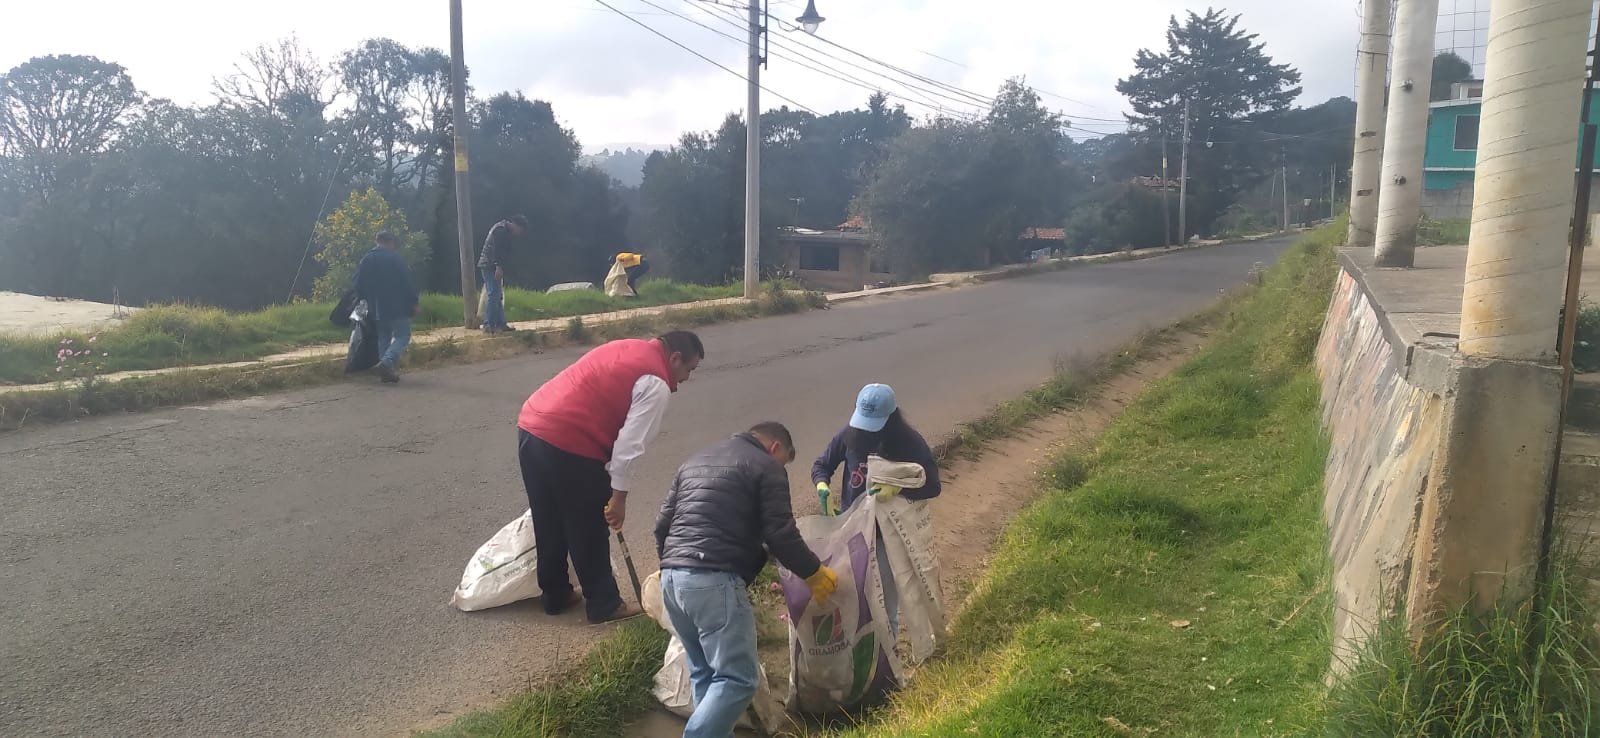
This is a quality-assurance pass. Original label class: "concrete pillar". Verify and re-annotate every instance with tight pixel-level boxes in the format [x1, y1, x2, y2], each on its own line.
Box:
[1348, 0, 1392, 247]
[1459, 0, 1591, 360]
[1373, 0, 1439, 268]
[1408, 0, 1590, 630]
[1406, 357, 1562, 625]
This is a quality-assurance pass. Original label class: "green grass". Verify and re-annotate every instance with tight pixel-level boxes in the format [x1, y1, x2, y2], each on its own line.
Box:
[0, 281, 738, 385]
[1325, 555, 1600, 737]
[422, 620, 670, 738]
[842, 225, 1343, 737]
[1418, 216, 1472, 246]
[0, 285, 821, 431]
[1572, 299, 1600, 373]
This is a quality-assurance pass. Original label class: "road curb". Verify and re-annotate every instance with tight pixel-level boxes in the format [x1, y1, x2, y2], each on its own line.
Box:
[0, 232, 1285, 399]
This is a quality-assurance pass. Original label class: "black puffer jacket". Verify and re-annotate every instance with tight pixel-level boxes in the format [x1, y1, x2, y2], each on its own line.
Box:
[655, 433, 822, 584]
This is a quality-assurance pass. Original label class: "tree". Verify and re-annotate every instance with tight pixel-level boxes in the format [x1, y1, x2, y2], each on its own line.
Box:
[981, 79, 1070, 262]
[0, 36, 635, 310]
[639, 119, 744, 284]
[212, 37, 331, 117]
[466, 92, 595, 287]
[1063, 182, 1169, 254]
[1431, 52, 1474, 101]
[1116, 8, 1302, 236]
[637, 94, 910, 283]
[859, 118, 1001, 273]
[583, 147, 656, 187]
[0, 55, 142, 160]
[335, 39, 454, 205]
[313, 188, 430, 299]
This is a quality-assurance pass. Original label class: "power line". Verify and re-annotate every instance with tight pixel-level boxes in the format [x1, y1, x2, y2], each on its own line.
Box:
[589, 0, 818, 113]
[772, 15, 995, 107]
[637, 0, 957, 115]
[757, 7, 1129, 124]
[693, 1, 988, 116]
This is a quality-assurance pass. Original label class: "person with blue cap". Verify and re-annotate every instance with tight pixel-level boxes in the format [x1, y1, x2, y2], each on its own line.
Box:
[811, 383, 941, 639]
[811, 383, 942, 514]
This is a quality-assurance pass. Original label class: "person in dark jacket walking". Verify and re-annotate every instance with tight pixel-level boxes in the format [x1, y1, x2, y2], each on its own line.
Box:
[352, 231, 420, 383]
[656, 422, 838, 738]
[478, 215, 527, 333]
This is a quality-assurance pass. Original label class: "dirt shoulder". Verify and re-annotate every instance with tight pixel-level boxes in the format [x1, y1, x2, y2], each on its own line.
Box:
[625, 330, 1211, 737]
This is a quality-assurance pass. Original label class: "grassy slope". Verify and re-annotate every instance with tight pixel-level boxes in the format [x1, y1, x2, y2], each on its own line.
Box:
[0, 281, 736, 385]
[845, 227, 1341, 738]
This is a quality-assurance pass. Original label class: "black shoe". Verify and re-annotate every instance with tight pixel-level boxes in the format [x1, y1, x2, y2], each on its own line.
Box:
[377, 364, 399, 383]
[500, 324, 517, 332]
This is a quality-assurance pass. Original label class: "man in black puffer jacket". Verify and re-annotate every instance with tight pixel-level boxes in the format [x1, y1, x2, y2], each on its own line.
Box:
[654, 422, 838, 738]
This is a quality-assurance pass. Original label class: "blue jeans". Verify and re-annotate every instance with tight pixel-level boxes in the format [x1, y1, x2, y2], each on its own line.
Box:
[661, 568, 758, 738]
[376, 318, 411, 369]
[480, 267, 506, 330]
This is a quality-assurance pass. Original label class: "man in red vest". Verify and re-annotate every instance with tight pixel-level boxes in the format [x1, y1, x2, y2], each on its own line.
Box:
[517, 330, 705, 622]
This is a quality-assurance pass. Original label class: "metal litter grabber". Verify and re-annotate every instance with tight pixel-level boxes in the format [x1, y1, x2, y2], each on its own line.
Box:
[607, 505, 644, 604]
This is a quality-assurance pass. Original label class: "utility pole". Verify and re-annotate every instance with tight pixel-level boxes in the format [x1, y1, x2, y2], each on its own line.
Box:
[1373, 0, 1440, 268]
[1178, 98, 1191, 245]
[1348, 0, 1393, 247]
[743, 0, 763, 299]
[1161, 125, 1172, 247]
[1281, 149, 1291, 232]
[1330, 163, 1337, 220]
[449, 0, 478, 329]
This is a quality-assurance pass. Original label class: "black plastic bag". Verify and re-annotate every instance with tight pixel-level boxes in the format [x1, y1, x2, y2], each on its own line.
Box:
[345, 300, 380, 373]
[330, 290, 358, 328]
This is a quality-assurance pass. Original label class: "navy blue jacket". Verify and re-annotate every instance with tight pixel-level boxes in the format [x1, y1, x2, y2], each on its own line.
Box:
[811, 426, 941, 511]
[353, 246, 418, 322]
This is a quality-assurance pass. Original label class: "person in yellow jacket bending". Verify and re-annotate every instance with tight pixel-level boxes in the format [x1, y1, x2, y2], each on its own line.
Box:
[605, 251, 650, 298]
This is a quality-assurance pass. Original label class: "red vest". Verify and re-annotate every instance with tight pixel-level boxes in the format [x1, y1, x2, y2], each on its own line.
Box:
[518, 339, 675, 461]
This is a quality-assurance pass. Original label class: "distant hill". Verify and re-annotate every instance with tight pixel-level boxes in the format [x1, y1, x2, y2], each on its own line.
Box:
[580, 146, 665, 187]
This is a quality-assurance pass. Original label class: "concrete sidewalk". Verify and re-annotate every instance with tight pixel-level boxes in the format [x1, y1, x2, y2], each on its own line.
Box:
[1339, 244, 1600, 351]
[0, 235, 1269, 396]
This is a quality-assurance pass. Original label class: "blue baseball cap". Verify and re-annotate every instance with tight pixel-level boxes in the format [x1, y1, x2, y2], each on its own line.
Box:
[849, 384, 897, 433]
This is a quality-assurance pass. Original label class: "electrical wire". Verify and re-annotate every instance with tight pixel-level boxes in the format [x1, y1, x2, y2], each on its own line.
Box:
[759, 7, 1130, 124]
[589, 0, 819, 113]
[693, 0, 988, 116]
[286, 140, 351, 302]
[636, 0, 957, 114]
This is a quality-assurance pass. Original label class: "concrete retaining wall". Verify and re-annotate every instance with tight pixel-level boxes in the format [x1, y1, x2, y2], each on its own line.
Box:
[1316, 248, 1594, 660]
[1315, 270, 1443, 664]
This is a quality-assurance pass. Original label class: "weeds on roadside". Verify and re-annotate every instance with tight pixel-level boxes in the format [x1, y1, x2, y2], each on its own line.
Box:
[1417, 216, 1471, 247]
[1326, 555, 1600, 737]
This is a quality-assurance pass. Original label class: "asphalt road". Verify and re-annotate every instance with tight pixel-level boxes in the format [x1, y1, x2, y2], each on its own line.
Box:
[0, 237, 1290, 737]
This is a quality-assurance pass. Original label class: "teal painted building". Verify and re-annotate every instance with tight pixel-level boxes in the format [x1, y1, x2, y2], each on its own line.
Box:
[1423, 90, 1600, 218]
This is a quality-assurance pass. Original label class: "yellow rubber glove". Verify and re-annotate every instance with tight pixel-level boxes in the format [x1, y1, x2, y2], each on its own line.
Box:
[804, 565, 838, 605]
[869, 483, 902, 498]
[816, 482, 833, 516]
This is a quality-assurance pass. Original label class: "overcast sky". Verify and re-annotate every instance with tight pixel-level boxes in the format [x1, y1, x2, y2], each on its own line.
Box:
[4, 1, 1373, 152]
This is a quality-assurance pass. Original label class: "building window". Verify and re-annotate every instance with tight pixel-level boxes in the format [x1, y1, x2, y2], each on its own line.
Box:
[799, 245, 840, 271]
[1454, 115, 1480, 151]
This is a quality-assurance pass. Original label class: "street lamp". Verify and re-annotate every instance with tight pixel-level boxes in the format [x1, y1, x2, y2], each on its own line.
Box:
[796, 0, 826, 34]
[743, 0, 824, 299]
